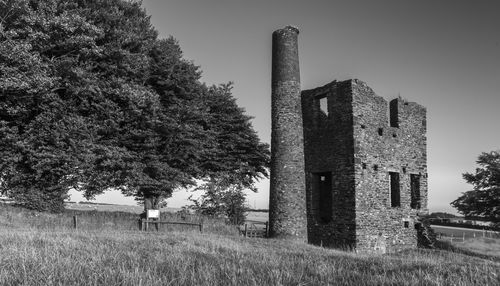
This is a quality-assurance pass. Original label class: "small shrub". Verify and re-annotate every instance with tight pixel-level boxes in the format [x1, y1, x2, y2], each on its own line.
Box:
[417, 216, 437, 248]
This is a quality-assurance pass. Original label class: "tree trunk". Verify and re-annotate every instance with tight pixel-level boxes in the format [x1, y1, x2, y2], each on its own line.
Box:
[144, 194, 160, 211]
[143, 194, 160, 231]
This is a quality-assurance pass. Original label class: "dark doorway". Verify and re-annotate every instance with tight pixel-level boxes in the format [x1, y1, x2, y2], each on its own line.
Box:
[313, 172, 332, 223]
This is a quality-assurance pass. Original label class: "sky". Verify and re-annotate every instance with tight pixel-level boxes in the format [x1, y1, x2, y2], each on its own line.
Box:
[71, 0, 500, 214]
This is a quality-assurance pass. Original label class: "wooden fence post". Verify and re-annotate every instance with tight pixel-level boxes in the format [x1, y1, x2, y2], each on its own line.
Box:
[265, 221, 269, 238]
[244, 223, 248, 237]
[73, 215, 78, 230]
[199, 223, 203, 233]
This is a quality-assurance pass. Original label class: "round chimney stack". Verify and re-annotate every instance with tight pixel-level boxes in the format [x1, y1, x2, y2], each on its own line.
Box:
[269, 26, 307, 240]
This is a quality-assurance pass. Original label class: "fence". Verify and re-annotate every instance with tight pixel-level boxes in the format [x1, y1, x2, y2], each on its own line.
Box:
[241, 221, 269, 238]
[140, 219, 203, 232]
[435, 229, 500, 243]
[436, 232, 466, 243]
[0, 203, 237, 235]
[429, 220, 498, 231]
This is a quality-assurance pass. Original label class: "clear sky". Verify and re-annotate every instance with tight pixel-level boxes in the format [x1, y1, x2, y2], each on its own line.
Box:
[71, 0, 500, 214]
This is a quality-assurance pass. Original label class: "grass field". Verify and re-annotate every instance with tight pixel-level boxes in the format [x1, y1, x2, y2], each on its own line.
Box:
[457, 237, 500, 259]
[432, 225, 500, 240]
[1, 204, 499, 285]
[1, 229, 499, 285]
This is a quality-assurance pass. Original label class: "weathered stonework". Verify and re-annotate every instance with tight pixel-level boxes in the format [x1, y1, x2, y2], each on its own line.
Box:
[301, 79, 428, 253]
[269, 26, 307, 240]
[268, 26, 428, 252]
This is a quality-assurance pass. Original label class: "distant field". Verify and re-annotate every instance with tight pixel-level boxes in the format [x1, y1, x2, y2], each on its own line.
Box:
[66, 203, 268, 223]
[65, 202, 181, 214]
[431, 225, 500, 240]
[246, 211, 268, 223]
[431, 225, 500, 258]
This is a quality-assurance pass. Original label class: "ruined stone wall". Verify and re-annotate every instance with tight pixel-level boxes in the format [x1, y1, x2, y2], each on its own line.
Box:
[302, 80, 356, 248]
[269, 26, 307, 240]
[269, 26, 428, 251]
[301, 79, 427, 253]
[351, 79, 427, 253]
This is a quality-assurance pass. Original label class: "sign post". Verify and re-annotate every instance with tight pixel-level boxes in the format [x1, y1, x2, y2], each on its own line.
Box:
[146, 209, 160, 231]
[146, 209, 160, 219]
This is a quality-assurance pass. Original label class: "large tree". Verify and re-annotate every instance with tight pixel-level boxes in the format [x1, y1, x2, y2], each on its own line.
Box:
[451, 151, 500, 223]
[0, 0, 109, 211]
[0, 0, 269, 212]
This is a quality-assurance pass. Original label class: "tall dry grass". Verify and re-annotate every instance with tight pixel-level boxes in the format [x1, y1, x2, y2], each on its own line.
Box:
[0, 228, 498, 285]
[1, 204, 499, 285]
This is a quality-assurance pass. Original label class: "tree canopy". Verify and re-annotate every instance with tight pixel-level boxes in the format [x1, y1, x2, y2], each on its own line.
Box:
[0, 0, 270, 212]
[451, 151, 500, 223]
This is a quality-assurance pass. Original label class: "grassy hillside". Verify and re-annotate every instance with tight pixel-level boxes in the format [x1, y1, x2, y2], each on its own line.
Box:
[0, 204, 499, 285]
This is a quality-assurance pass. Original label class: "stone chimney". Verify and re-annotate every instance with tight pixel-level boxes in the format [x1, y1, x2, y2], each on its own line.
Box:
[269, 26, 307, 240]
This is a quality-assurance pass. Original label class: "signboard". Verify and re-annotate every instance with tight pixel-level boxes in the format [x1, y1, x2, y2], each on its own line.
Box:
[147, 209, 160, 219]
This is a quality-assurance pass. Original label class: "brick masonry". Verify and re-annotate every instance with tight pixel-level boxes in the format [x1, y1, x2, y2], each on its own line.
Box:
[301, 79, 428, 253]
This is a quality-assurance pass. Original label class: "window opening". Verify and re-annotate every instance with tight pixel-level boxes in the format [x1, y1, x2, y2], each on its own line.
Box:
[319, 97, 328, 116]
[404, 221, 409, 228]
[378, 128, 383, 136]
[410, 174, 421, 209]
[390, 172, 400, 207]
[389, 99, 399, 128]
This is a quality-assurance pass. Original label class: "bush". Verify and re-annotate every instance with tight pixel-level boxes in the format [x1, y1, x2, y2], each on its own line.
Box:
[417, 216, 437, 248]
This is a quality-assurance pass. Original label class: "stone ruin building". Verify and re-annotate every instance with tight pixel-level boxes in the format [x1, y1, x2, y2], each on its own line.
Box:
[269, 26, 428, 253]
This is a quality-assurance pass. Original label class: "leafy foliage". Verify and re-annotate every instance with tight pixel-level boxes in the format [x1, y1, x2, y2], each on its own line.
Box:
[198, 83, 269, 190]
[189, 175, 249, 225]
[451, 151, 500, 222]
[0, 0, 269, 212]
[416, 216, 437, 249]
